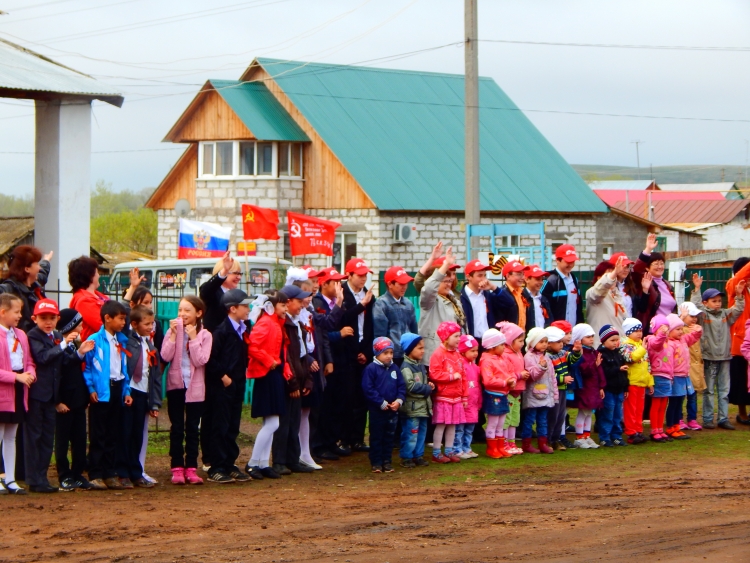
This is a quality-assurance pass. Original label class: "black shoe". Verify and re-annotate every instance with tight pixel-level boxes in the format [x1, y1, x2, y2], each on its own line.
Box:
[400, 459, 416, 469]
[75, 477, 94, 490]
[703, 421, 716, 429]
[559, 437, 575, 449]
[565, 425, 575, 434]
[272, 463, 292, 476]
[333, 444, 352, 457]
[30, 483, 58, 493]
[207, 472, 235, 484]
[260, 466, 281, 479]
[4, 481, 27, 495]
[612, 438, 628, 447]
[736, 415, 750, 426]
[229, 468, 252, 482]
[288, 463, 314, 474]
[352, 443, 370, 452]
[382, 462, 395, 473]
[317, 450, 340, 461]
[719, 420, 736, 430]
[59, 478, 78, 492]
[413, 457, 430, 467]
[245, 465, 264, 480]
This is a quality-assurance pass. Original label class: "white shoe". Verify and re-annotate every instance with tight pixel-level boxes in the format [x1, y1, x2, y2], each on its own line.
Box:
[299, 458, 323, 470]
[466, 450, 479, 458]
[458, 451, 472, 459]
[142, 473, 158, 484]
[574, 438, 591, 449]
[585, 437, 600, 449]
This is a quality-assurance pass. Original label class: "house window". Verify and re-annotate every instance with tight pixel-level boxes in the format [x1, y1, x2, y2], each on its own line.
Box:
[602, 245, 613, 261]
[239, 142, 255, 175]
[258, 142, 274, 175]
[201, 143, 214, 175]
[331, 233, 357, 272]
[291, 143, 302, 176]
[278, 142, 290, 176]
[216, 142, 233, 176]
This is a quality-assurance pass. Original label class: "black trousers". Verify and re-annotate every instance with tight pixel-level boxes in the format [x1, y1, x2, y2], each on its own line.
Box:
[272, 393, 301, 466]
[368, 408, 397, 467]
[208, 378, 246, 475]
[88, 380, 124, 481]
[55, 406, 87, 481]
[120, 389, 148, 480]
[23, 398, 56, 487]
[317, 368, 347, 452]
[167, 389, 204, 469]
[200, 387, 213, 466]
[343, 361, 368, 447]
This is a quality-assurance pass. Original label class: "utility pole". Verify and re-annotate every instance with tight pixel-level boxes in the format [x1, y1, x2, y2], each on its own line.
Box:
[465, 0, 480, 259]
[745, 139, 749, 187]
[631, 140, 643, 180]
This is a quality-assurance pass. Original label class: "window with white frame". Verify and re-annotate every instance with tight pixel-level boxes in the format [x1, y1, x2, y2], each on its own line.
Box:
[198, 141, 303, 178]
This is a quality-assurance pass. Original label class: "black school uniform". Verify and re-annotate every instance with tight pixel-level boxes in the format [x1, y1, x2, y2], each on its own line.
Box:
[55, 341, 89, 483]
[121, 331, 162, 481]
[25, 327, 78, 488]
[205, 317, 249, 476]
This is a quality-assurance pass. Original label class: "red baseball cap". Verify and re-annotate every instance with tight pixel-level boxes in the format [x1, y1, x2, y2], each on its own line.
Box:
[523, 264, 550, 278]
[300, 265, 323, 278]
[344, 257, 372, 275]
[464, 259, 491, 276]
[555, 244, 579, 263]
[608, 252, 634, 266]
[501, 260, 525, 277]
[33, 298, 60, 316]
[317, 267, 348, 284]
[384, 266, 414, 285]
[433, 256, 461, 270]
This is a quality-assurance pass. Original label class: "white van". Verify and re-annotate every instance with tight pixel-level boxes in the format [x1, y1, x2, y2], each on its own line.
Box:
[108, 256, 292, 300]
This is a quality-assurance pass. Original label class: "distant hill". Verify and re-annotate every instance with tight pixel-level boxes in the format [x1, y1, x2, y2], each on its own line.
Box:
[572, 164, 749, 186]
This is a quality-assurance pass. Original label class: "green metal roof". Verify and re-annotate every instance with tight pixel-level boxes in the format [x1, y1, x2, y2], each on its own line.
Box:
[254, 58, 606, 213]
[209, 79, 309, 142]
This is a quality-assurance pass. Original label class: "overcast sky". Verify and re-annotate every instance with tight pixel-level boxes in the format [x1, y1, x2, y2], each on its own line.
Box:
[1, 0, 749, 197]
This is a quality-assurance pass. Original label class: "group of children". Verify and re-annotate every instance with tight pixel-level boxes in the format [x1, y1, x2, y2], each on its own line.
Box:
[0, 271, 743, 490]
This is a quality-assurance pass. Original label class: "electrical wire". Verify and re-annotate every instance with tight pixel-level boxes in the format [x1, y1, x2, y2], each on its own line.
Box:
[3, 0, 79, 13]
[0, 147, 185, 154]
[0, 0, 147, 25]
[480, 39, 750, 53]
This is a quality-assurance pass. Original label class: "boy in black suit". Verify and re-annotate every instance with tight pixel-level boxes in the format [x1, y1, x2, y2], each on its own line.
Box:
[205, 289, 251, 484]
[54, 309, 95, 491]
[121, 305, 162, 488]
[25, 300, 89, 493]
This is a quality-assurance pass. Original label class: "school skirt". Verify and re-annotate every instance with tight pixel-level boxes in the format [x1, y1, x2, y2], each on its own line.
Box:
[301, 371, 323, 409]
[728, 356, 750, 405]
[482, 390, 510, 416]
[0, 381, 26, 424]
[251, 366, 287, 419]
[671, 375, 692, 397]
[652, 375, 673, 398]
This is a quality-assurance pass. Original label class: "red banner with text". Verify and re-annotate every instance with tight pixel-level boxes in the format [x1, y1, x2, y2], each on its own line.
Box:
[286, 211, 341, 256]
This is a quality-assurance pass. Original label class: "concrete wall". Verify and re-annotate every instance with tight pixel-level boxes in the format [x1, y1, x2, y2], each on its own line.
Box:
[700, 214, 749, 249]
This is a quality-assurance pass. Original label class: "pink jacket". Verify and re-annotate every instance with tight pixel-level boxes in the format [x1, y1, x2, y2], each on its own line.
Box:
[502, 347, 527, 392]
[479, 352, 516, 394]
[461, 357, 481, 423]
[0, 326, 35, 413]
[161, 319, 212, 403]
[429, 345, 468, 403]
[523, 349, 558, 408]
[671, 326, 702, 376]
[739, 319, 750, 392]
[645, 329, 674, 379]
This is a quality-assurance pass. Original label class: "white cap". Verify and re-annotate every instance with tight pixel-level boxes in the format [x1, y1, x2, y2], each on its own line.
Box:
[680, 301, 703, 317]
[545, 326, 566, 343]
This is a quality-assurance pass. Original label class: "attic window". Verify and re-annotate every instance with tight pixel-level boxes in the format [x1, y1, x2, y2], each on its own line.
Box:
[198, 140, 303, 178]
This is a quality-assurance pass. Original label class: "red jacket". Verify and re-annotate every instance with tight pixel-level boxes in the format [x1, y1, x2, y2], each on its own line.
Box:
[69, 289, 109, 341]
[428, 345, 468, 403]
[247, 312, 288, 379]
[479, 352, 516, 394]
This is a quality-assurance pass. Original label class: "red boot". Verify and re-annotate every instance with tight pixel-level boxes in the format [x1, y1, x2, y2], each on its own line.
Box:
[522, 437, 540, 454]
[496, 437, 512, 458]
[538, 437, 554, 454]
[485, 438, 501, 459]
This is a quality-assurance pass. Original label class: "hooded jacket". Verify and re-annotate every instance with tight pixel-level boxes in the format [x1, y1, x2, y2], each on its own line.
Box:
[671, 325, 703, 377]
[598, 344, 629, 394]
[620, 336, 653, 388]
[428, 345, 468, 403]
[690, 290, 744, 361]
[522, 348, 558, 408]
[399, 355, 432, 418]
[645, 328, 673, 379]
[479, 352, 516, 395]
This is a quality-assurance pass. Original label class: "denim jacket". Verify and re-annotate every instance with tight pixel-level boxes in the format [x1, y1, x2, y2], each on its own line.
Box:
[372, 292, 418, 359]
[83, 326, 131, 403]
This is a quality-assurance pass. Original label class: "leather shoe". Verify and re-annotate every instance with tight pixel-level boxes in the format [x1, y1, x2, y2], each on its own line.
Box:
[719, 420, 736, 430]
[288, 463, 314, 474]
[133, 478, 154, 488]
[333, 445, 352, 457]
[352, 443, 370, 452]
[30, 484, 58, 493]
[260, 466, 281, 479]
[317, 450, 340, 461]
[104, 477, 124, 490]
[246, 466, 264, 480]
[272, 463, 292, 476]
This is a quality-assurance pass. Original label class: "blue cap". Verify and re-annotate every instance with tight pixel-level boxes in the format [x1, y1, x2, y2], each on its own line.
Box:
[400, 332, 422, 356]
[280, 285, 312, 300]
[702, 288, 724, 301]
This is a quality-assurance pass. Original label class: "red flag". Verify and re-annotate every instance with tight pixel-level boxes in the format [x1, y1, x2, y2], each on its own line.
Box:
[242, 204, 280, 240]
[287, 211, 341, 256]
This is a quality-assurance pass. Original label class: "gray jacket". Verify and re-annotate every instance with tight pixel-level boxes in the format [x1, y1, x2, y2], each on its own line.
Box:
[418, 269, 462, 366]
[372, 292, 418, 359]
[399, 355, 433, 417]
[691, 290, 745, 361]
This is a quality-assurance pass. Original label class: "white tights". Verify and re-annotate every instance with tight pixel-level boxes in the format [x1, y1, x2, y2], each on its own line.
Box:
[576, 409, 593, 434]
[298, 407, 315, 465]
[139, 413, 149, 473]
[248, 415, 279, 469]
[0, 423, 19, 489]
[485, 415, 506, 439]
[432, 423, 456, 454]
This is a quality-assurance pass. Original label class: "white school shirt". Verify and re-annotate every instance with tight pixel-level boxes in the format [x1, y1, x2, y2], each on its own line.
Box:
[556, 269, 578, 325]
[618, 281, 633, 318]
[530, 291, 545, 328]
[181, 330, 192, 389]
[130, 336, 150, 393]
[353, 287, 366, 343]
[106, 330, 125, 381]
[289, 314, 307, 358]
[5, 327, 24, 371]
[465, 286, 489, 336]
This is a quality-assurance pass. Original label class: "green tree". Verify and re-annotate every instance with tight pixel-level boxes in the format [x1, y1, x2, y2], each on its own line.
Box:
[90, 207, 157, 254]
[0, 193, 34, 217]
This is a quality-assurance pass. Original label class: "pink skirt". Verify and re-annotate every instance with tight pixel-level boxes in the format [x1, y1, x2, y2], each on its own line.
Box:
[432, 400, 466, 425]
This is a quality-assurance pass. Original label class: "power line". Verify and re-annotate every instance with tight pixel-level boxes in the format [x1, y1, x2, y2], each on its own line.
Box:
[0, 0, 146, 25]
[0, 147, 185, 154]
[480, 39, 750, 53]
[4, 0, 79, 12]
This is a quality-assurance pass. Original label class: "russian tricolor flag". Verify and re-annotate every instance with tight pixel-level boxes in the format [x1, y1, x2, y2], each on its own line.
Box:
[178, 218, 231, 259]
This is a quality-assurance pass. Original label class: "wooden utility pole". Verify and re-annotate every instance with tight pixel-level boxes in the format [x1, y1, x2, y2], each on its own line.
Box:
[465, 0, 479, 259]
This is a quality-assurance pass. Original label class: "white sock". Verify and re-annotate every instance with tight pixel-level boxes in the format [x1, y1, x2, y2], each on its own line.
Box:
[1, 423, 19, 488]
[298, 408, 314, 465]
[249, 415, 279, 469]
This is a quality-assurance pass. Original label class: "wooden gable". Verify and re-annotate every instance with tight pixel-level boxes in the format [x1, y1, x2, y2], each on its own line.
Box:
[146, 144, 197, 210]
[164, 85, 255, 143]
[241, 63, 375, 210]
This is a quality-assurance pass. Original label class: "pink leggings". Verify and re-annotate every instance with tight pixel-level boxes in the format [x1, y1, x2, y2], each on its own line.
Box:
[485, 414, 507, 439]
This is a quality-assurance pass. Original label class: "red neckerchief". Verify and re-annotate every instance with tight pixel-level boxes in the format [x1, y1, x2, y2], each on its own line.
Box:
[11, 331, 19, 353]
[542, 307, 549, 319]
[146, 348, 158, 367]
[116, 342, 132, 358]
[243, 331, 251, 346]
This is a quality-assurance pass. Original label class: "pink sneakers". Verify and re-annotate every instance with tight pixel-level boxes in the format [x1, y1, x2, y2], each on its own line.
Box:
[679, 420, 689, 430]
[171, 467, 185, 485]
[185, 468, 204, 484]
[687, 420, 703, 431]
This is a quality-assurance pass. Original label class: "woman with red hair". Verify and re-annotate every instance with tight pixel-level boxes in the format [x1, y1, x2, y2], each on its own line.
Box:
[0, 245, 52, 333]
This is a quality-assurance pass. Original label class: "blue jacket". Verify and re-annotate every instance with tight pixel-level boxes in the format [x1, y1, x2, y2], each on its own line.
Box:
[83, 326, 131, 403]
[362, 359, 406, 410]
[372, 292, 418, 359]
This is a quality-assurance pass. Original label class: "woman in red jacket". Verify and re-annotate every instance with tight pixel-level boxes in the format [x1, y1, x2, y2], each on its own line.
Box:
[245, 290, 289, 479]
[68, 256, 108, 341]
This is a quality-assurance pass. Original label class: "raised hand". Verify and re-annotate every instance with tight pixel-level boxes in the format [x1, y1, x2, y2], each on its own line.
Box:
[572, 340, 582, 352]
[220, 250, 233, 276]
[335, 282, 345, 306]
[78, 340, 95, 354]
[129, 267, 146, 288]
[641, 271, 653, 293]
[737, 280, 747, 297]
[42, 251, 54, 262]
[64, 330, 79, 344]
[444, 247, 455, 267]
[692, 273, 703, 289]
[595, 353, 602, 367]
[361, 286, 374, 306]
[644, 233, 658, 253]
[613, 256, 629, 279]
[430, 242, 443, 262]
